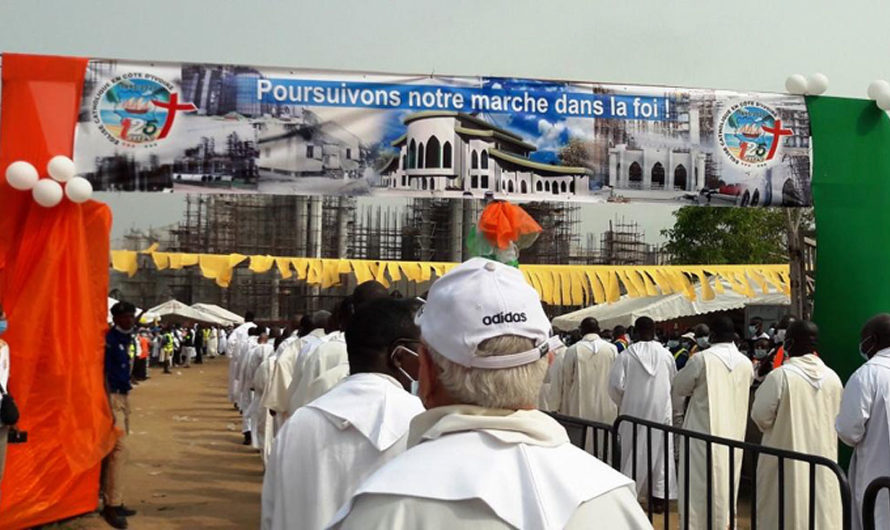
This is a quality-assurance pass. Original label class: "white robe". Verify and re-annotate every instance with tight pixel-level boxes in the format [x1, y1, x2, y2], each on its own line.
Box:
[608, 340, 678, 500]
[287, 332, 347, 414]
[262, 373, 423, 530]
[561, 334, 619, 423]
[237, 337, 258, 432]
[836, 348, 890, 530]
[227, 322, 255, 403]
[263, 329, 324, 416]
[253, 352, 278, 463]
[672, 343, 753, 529]
[248, 344, 275, 450]
[753, 354, 843, 530]
[330, 405, 650, 530]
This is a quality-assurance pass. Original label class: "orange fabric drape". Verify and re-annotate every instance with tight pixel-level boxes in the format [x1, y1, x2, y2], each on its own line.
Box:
[0, 54, 117, 529]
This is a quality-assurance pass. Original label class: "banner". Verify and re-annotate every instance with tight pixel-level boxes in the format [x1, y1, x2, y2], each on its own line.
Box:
[74, 59, 812, 206]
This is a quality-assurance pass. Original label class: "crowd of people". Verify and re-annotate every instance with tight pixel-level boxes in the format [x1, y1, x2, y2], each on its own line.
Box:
[94, 259, 890, 530]
[548, 312, 890, 530]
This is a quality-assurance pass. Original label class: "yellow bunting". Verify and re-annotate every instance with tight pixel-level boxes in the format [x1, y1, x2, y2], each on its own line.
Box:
[275, 258, 293, 279]
[138, 242, 159, 254]
[249, 255, 275, 273]
[113, 247, 790, 304]
[111, 250, 138, 277]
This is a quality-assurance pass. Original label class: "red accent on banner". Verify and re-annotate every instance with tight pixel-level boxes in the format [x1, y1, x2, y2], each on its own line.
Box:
[0, 53, 117, 530]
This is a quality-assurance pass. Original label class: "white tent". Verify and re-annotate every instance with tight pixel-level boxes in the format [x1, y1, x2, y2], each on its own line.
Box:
[191, 303, 244, 325]
[107, 297, 159, 324]
[146, 299, 227, 325]
[551, 280, 790, 331]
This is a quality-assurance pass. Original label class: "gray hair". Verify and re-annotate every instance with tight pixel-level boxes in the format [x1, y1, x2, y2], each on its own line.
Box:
[428, 335, 548, 409]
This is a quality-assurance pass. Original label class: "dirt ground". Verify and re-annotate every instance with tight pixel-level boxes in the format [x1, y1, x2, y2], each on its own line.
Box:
[57, 358, 263, 530]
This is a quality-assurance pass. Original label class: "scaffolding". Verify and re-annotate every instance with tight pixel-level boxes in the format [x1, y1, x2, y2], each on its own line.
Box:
[109, 196, 667, 321]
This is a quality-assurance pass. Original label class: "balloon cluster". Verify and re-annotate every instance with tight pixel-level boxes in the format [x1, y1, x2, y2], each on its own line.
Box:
[867, 80, 890, 111]
[784, 73, 830, 96]
[4, 156, 93, 207]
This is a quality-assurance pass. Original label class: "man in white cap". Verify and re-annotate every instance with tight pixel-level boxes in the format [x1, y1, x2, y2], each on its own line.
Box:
[330, 258, 650, 529]
[262, 298, 424, 530]
[672, 315, 753, 529]
[608, 316, 678, 513]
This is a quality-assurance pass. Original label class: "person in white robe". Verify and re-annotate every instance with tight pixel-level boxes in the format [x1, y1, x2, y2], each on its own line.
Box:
[837, 313, 890, 530]
[752, 319, 843, 530]
[560, 317, 619, 457]
[227, 315, 256, 404]
[262, 312, 329, 420]
[608, 316, 678, 510]
[286, 284, 390, 415]
[252, 350, 277, 463]
[218, 327, 227, 357]
[331, 258, 651, 530]
[247, 332, 275, 452]
[206, 328, 218, 358]
[262, 297, 424, 530]
[237, 330, 260, 443]
[672, 315, 753, 529]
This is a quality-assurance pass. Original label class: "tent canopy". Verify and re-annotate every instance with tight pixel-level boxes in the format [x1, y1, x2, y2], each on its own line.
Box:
[191, 303, 244, 325]
[146, 299, 227, 325]
[551, 279, 790, 332]
[106, 297, 159, 324]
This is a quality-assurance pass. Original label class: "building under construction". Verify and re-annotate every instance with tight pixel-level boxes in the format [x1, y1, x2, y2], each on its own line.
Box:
[110, 195, 666, 320]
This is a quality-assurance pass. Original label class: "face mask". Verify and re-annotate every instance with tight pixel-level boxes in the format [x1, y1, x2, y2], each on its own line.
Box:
[860, 336, 874, 361]
[748, 326, 757, 335]
[391, 344, 420, 395]
[775, 329, 786, 344]
[667, 340, 679, 349]
[754, 348, 769, 359]
[696, 337, 709, 349]
[0, 320, 6, 335]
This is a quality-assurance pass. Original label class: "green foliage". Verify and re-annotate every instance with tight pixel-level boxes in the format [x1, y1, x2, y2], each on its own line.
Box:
[661, 207, 787, 264]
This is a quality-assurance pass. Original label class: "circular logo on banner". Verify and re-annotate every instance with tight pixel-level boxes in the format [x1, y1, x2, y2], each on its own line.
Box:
[91, 73, 196, 147]
[717, 101, 793, 169]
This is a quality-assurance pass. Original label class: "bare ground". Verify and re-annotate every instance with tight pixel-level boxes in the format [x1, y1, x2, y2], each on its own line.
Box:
[55, 358, 262, 530]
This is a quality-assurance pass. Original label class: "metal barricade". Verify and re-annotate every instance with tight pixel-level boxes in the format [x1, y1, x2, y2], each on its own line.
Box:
[613, 414, 852, 530]
[547, 411, 619, 467]
[863, 476, 890, 530]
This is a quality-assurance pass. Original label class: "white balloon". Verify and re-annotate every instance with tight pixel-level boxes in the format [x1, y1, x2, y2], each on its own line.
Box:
[877, 92, 890, 111]
[47, 155, 76, 182]
[807, 73, 829, 95]
[5, 161, 39, 190]
[65, 176, 93, 203]
[32, 179, 64, 207]
[785, 74, 808, 95]
[867, 80, 890, 100]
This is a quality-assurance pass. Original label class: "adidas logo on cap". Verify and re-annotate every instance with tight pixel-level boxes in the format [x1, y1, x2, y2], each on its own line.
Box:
[482, 311, 528, 326]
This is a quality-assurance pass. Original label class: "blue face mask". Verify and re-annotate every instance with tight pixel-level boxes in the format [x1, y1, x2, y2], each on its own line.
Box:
[0, 320, 7, 335]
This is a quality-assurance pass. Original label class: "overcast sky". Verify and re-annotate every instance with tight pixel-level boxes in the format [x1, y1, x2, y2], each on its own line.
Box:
[4, 0, 880, 246]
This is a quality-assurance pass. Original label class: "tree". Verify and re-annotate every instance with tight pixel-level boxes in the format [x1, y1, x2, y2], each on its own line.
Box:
[661, 207, 787, 265]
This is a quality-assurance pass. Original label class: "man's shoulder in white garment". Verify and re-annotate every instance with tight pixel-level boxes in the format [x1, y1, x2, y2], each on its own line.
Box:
[330, 406, 646, 530]
[266, 373, 423, 530]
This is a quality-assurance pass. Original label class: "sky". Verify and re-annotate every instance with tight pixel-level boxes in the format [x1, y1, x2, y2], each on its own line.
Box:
[3, 0, 883, 245]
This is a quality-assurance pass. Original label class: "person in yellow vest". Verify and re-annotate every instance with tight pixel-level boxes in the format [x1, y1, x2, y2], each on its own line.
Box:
[160, 327, 174, 375]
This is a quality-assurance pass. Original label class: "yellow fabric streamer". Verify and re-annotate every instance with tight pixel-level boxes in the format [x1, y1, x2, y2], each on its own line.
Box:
[249, 255, 275, 273]
[110, 250, 138, 278]
[110, 247, 790, 304]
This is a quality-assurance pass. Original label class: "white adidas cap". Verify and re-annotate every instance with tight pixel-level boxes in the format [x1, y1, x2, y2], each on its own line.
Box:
[416, 257, 558, 369]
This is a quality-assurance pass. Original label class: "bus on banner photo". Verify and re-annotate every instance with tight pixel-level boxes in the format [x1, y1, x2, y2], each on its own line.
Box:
[73, 59, 812, 207]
